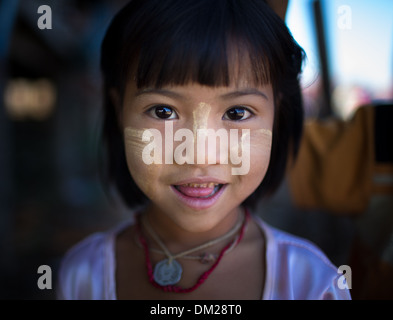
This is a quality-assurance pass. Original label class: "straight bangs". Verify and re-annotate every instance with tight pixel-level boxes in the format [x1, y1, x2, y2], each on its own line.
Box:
[116, 0, 293, 91]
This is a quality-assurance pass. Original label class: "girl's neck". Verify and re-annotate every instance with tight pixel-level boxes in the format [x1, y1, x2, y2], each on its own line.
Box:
[141, 205, 243, 251]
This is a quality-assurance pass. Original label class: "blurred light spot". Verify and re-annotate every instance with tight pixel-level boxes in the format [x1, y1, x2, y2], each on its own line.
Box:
[332, 85, 372, 120]
[4, 78, 56, 121]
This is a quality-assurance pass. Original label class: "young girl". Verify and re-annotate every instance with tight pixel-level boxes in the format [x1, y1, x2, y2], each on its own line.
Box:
[57, 0, 351, 300]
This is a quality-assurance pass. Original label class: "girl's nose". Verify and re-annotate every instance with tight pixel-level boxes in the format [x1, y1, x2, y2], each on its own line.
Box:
[192, 126, 229, 166]
[173, 112, 228, 167]
[192, 103, 223, 166]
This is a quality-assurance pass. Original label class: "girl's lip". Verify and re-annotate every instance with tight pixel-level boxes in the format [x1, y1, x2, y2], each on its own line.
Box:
[170, 183, 227, 211]
[173, 177, 228, 186]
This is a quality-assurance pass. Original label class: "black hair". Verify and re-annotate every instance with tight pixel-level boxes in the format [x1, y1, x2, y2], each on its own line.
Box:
[100, 0, 305, 209]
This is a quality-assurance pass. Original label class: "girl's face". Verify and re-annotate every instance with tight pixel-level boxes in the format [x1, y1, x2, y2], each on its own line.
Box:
[120, 79, 274, 233]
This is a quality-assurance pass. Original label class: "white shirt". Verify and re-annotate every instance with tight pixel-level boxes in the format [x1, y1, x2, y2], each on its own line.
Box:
[57, 215, 352, 300]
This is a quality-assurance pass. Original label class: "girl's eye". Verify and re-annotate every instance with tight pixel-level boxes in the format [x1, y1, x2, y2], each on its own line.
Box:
[223, 106, 253, 121]
[148, 105, 178, 120]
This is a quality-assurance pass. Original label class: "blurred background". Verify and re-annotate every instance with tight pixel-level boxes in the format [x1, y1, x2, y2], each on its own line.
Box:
[0, 0, 392, 299]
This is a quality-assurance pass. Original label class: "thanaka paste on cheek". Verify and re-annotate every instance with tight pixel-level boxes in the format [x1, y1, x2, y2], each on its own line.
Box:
[250, 128, 273, 174]
[124, 127, 149, 158]
[229, 128, 272, 175]
[252, 128, 272, 145]
[237, 128, 272, 152]
[124, 127, 163, 198]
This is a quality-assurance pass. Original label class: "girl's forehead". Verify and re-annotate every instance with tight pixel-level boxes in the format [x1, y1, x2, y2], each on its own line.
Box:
[123, 79, 274, 109]
[128, 64, 271, 93]
[126, 78, 272, 96]
[126, 38, 272, 92]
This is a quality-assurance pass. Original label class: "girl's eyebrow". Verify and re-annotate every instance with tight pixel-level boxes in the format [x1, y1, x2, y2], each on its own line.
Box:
[220, 88, 269, 101]
[135, 87, 268, 101]
[135, 88, 183, 99]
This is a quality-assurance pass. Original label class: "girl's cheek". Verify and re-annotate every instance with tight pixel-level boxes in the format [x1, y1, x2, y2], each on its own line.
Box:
[124, 127, 147, 161]
[250, 129, 272, 150]
[246, 128, 273, 188]
[228, 128, 272, 203]
[123, 127, 163, 198]
[229, 128, 272, 176]
[250, 128, 272, 172]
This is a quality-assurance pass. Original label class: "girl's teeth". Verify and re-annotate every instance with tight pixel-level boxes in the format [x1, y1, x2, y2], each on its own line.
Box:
[174, 183, 223, 198]
[184, 183, 218, 188]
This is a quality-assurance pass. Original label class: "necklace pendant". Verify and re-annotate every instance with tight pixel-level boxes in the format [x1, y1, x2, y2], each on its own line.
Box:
[200, 252, 217, 264]
[153, 259, 182, 286]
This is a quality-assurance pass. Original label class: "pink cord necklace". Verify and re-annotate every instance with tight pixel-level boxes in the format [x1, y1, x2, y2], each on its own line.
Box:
[136, 209, 249, 293]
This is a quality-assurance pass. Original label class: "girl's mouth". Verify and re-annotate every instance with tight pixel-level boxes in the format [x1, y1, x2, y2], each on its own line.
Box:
[171, 182, 227, 210]
[174, 183, 223, 198]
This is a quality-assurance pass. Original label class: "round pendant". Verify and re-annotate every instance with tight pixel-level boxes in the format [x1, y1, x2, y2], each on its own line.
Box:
[153, 259, 183, 286]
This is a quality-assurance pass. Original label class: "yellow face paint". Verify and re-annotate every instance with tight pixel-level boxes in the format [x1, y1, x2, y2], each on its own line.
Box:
[193, 102, 211, 139]
[250, 128, 272, 147]
[254, 128, 273, 138]
[124, 127, 148, 158]
[229, 128, 272, 175]
[249, 128, 273, 176]
[124, 126, 163, 198]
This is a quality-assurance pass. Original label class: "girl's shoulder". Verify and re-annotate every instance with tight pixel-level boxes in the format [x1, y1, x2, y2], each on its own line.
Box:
[262, 220, 336, 269]
[254, 216, 352, 300]
[56, 220, 133, 300]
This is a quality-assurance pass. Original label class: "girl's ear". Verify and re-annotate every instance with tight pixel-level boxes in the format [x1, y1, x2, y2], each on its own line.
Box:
[110, 88, 123, 128]
[265, 0, 289, 20]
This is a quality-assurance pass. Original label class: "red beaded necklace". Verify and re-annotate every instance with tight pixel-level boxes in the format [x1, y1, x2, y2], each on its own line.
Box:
[136, 209, 250, 293]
